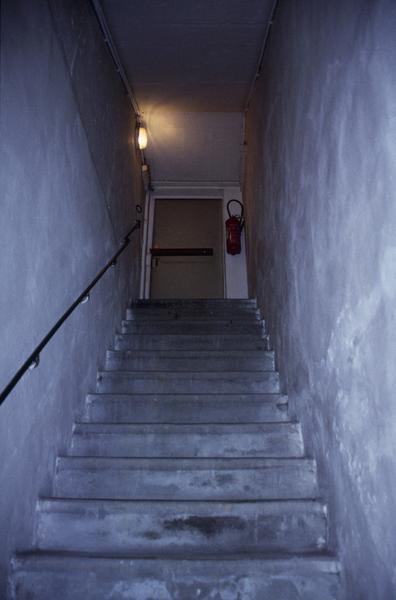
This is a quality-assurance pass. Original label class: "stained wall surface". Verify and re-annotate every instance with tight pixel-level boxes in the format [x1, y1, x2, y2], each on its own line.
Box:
[244, 1, 396, 597]
[0, 0, 143, 594]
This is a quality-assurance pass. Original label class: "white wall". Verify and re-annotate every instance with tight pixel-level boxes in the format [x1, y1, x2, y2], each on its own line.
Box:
[223, 187, 248, 299]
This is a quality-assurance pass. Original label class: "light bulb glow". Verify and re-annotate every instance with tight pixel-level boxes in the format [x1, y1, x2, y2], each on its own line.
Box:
[137, 126, 148, 150]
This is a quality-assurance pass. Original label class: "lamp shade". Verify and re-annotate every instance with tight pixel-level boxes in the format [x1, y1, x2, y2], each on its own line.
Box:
[137, 126, 148, 150]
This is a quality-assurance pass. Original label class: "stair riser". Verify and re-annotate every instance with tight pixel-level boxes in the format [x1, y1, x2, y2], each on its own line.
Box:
[126, 309, 260, 320]
[70, 431, 303, 458]
[121, 322, 264, 335]
[106, 354, 275, 372]
[106, 353, 275, 371]
[54, 463, 318, 500]
[10, 558, 341, 600]
[36, 501, 328, 555]
[115, 334, 268, 351]
[130, 299, 257, 309]
[96, 373, 280, 394]
[85, 395, 288, 423]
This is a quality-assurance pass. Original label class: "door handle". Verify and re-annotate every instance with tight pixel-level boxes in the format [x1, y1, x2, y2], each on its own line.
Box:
[150, 248, 213, 257]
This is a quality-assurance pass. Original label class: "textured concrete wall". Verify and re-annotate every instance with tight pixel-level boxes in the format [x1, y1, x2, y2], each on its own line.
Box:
[0, 0, 143, 594]
[244, 1, 396, 597]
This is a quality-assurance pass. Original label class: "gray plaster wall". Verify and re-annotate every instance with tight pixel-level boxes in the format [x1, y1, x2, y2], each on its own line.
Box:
[244, 1, 396, 597]
[0, 0, 143, 595]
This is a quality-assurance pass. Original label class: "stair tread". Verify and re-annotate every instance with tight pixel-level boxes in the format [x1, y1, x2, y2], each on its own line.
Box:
[107, 349, 273, 356]
[121, 324, 265, 335]
[96, 370, 280, 393]
[13, 550, 340, 568]
[84, 393, 289, 424]
[73, 422, 299, 432]
[117, 333, 265, 337]
[11, 554, 341, 600]
[130, 299, 257, 305]
[56, 456, 315, 468]
[35, 497, 328, 556]
[70, 424, 303, 458]
[39, 497, 325, 507]
[87, 392, 287, 399]
[105, 351, 276, 372]
[122, 319, 263, 325]
[54, 455, 318, 500]
[98, 370, 277, 378]
[115, 333, 269, 351]
[126, 315, 261, 321]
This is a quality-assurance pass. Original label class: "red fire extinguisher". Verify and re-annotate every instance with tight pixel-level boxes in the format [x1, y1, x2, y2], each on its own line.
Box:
[226, 199, 245, 255]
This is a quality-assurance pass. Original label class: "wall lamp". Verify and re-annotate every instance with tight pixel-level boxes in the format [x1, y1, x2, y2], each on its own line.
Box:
[137, 125, 148, 150]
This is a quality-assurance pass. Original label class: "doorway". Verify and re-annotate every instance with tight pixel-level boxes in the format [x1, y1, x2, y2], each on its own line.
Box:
[150, 198, 224, 299]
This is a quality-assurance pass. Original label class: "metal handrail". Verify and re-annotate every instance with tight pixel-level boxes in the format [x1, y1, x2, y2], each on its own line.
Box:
[0, 219, 141, 406]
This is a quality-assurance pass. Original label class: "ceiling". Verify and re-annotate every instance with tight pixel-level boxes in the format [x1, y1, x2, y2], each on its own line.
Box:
[99, 0, 274, 183]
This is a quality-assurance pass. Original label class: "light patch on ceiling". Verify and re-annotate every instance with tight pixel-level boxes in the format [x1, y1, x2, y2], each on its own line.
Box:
[146, 110, 243, 184]
[99, 0, 274, 183]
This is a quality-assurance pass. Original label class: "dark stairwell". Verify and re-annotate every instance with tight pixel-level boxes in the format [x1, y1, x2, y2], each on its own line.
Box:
[2, 1, 396, 599]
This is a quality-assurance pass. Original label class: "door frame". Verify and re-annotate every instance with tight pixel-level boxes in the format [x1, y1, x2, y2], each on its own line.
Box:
[139, 185, 248, 300]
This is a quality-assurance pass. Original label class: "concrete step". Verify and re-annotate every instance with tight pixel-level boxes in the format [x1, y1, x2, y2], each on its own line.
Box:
[96, 370, 280, 394]
[105, 349, 275, 371]
[9, 294, 342, 599]
[70, 422, 304, 458]
[115, 333, 269, 351]
[121, 320, 265, 335]
[10, 554, 341, 600]
[84, 393, 288, 423]
[54, 457, 318, 500]
[126, 308, 260, 320]
[130, 298, 257, 309]
[35, 498, 328, 555]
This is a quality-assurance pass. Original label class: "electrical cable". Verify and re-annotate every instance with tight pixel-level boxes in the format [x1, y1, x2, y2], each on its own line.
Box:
[90, 0, 142, 119]
[244, 0, 281, 113]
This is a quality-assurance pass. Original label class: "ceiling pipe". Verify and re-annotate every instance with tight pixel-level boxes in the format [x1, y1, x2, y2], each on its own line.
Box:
[244, 0, 280, 114]
[241, 0, 279, 189]
[90, 0, 141, 118]
[90, 0, 152, 190]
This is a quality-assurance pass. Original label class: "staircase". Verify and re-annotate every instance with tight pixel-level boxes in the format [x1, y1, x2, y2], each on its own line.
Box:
[10, 299, 341, 599]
